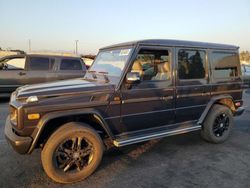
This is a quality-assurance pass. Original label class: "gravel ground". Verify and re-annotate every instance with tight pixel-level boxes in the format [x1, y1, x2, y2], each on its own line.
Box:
[0, 92, 249, 188]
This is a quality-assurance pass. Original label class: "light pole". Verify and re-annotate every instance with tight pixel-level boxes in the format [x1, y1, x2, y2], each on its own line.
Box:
[28, 39, 31, 52]
[75, 40, 78, 54]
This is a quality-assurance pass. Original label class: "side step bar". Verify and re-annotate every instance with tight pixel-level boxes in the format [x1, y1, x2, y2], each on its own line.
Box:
[113, 125, 201, 147]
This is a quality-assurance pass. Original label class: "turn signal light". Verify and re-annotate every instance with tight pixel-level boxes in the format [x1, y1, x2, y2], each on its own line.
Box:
[28, 113, 40, 120]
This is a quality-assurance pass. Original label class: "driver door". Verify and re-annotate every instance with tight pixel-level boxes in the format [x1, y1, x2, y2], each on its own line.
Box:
[120, 46, 175, 133]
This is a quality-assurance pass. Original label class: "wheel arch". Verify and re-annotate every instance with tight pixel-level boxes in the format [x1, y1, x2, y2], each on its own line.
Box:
[198, 95, 236, 125]
[27, 109, 114, 154]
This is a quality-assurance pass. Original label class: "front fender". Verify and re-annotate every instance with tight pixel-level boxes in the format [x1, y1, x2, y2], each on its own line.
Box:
[27, 108, 114, 154]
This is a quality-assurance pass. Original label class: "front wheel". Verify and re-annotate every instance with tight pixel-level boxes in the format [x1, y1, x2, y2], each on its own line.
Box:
[41, 122, 104, 183]
[201, 104, 234, 144]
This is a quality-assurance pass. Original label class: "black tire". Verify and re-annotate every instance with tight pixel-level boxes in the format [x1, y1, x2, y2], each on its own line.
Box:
[201, 104, 233, 144]
[41, 122, 104, 184]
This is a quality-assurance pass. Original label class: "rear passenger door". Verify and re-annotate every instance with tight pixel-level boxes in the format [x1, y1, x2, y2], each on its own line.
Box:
[175, 48, 210, 123]
[57, 58, 86, 80]
[26, 56, 56, 84]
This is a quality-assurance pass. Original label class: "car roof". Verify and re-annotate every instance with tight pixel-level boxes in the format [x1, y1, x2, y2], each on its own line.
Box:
[0, 54, 81, 61]
[27, 53, 81, 59]
[100, 39, 239, 51]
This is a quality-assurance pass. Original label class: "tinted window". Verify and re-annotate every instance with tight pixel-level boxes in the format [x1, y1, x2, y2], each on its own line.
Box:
[178, 49, 206, 79]
[29, 57, 50, 70]
[60, 59, 82, 70]
[211, 52, 239, 79]
[130, 49, 170, 81]
[3, 57, 25, 70]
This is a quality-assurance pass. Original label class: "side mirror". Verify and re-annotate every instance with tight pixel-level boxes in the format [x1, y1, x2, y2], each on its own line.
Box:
[126, 72, 141, 84]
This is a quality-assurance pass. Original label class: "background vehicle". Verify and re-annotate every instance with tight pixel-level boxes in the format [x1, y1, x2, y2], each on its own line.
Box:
[81, 55, 95, 69]
[5, 40, 244, 183]
[0, 54, 87, 96]
[241, 64, 250, 87]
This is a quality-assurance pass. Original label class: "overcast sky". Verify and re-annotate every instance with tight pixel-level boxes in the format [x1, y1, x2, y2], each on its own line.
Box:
[1, 0, 250, 54]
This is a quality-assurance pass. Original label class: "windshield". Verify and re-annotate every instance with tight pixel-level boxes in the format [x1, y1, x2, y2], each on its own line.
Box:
[88, 48, 133, 77]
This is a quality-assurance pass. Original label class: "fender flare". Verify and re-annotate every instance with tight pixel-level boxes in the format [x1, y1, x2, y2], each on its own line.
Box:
[28, 108, 114, 154]
[197, 95, 234, 125]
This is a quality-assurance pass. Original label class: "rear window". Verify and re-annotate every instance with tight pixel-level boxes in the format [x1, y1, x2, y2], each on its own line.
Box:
[60, 59, 83, 70]
[211, 52, 239, 79]
[29, 57, 50, 70]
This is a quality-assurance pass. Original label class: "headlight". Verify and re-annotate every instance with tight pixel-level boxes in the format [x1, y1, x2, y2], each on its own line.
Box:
[10, 106, 17, 126]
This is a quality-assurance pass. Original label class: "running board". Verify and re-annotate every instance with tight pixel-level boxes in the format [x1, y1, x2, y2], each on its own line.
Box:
[113, 125, 201, 147]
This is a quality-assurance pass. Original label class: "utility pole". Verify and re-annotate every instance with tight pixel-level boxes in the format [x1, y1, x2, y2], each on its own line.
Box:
[28, 39, 31, 52]
[75, 40, 78, 54]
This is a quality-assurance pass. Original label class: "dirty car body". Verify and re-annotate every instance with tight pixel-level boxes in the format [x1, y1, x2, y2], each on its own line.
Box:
[5, 39, 245, 183]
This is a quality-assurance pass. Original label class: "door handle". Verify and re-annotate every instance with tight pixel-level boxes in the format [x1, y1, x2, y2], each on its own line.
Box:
[19, 72, 26, 76]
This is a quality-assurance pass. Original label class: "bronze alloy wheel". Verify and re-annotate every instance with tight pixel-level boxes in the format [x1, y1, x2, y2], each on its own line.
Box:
[41, 122, 104, 183]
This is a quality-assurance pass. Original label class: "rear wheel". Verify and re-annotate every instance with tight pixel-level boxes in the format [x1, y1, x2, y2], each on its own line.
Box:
[201, 104, 233, 144]
[41, 122, 104, 183]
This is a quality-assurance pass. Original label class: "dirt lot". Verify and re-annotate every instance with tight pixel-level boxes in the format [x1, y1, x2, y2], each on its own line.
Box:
[0, 92, 249, 188]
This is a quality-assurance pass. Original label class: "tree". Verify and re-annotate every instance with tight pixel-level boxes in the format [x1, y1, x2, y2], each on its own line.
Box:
[240, 51, 250, 62]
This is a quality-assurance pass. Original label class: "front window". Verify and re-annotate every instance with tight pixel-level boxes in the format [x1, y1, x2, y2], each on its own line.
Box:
[130, 48, 171, 81]
[85, 48, 133, 83]
[0, 57, 26, 70]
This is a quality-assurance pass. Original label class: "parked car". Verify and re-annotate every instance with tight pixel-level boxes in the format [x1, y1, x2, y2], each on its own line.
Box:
[241, 64, 250, 87]
[5, 39, 244, 183]
[0, 54, 87, 97]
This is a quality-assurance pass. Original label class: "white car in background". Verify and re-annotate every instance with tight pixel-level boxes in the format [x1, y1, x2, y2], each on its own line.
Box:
[241, 64, 250, 86]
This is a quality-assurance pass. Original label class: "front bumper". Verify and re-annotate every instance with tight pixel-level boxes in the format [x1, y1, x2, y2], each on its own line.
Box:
[234, 107, 245, 116]
[4, 116, 32, 154]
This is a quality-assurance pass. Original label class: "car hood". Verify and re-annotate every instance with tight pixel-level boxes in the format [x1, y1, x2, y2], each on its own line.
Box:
[15, 78, 115, 99]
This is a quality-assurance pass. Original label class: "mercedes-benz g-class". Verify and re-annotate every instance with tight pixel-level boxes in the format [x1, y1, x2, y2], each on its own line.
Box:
[5, 39, 244, 183]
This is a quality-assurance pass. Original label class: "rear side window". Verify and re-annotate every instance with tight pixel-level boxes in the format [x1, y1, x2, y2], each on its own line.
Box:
[211, 52, 239, 79]
[29, 57, 50, 70]
[60, 59, 83, 70]
[178, 49, 206, 79]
